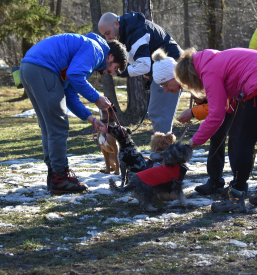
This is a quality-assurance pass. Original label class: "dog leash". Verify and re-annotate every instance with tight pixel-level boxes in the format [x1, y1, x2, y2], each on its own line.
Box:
[92, 102, 126, 146]
[109, 104, 126, 137]
[178, 93, 193, 143]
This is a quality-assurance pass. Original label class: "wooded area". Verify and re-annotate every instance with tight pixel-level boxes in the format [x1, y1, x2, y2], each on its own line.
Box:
[0, 0, 256, 116]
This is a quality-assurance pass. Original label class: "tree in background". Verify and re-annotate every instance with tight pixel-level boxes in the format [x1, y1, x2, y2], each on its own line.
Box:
[184, 0, 190, 48]
[88, 0, 122, 114]
[200, 0, 224, 50]
[123, 0, 152, 119]
[0, 0, 62, 56]
[0, 0, 91, 96]
[0, 0, 91, 57]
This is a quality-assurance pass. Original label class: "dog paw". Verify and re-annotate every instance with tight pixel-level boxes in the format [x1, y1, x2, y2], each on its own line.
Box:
[100, 169, 111, 174]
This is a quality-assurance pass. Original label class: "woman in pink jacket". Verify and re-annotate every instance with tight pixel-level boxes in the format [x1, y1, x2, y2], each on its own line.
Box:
[174, 47, 257, 213]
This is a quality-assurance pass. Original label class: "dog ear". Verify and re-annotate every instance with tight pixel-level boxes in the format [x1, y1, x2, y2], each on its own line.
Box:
[126, 128, 132, 134]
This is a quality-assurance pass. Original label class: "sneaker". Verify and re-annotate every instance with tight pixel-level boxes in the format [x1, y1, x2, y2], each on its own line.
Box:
[249, 194, 257, 206]
[211, 187, 247, 213]
[195, 180, 224, 195]
[50, 167, 87, 194]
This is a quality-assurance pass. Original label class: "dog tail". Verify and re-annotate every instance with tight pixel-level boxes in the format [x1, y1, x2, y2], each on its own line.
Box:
[109, 178, 133, 193]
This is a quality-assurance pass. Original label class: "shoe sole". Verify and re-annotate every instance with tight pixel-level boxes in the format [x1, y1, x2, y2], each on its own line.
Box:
[211, 204, 247, 213]
[50, 189, 86, 194]
[195, 187, 218, 195]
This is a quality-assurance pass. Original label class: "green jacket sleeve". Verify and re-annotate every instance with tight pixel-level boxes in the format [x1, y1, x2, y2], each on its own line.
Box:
[249, 29, 257, 50]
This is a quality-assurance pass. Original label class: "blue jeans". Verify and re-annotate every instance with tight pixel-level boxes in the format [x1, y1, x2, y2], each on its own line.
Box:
[148, 80, 181, 134]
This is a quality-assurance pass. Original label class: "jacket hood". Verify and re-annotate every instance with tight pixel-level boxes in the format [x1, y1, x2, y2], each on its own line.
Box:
[193, 49, 219, 79]
[118, 12, 146, 43]
[85, 33, 110, 70]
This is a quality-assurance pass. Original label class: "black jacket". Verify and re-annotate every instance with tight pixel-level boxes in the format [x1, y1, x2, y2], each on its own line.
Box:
[118, 12, 183, 77]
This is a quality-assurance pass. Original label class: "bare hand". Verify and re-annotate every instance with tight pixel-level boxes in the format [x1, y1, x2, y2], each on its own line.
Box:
[95, 96, 111, 110]
[87, 116, 107, 132]
[189, 138, 197, 149]
[143, 75, 149, 79]
[177, 109, 193, 124]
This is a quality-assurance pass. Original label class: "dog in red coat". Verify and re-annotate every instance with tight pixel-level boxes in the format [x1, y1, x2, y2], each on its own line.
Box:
[109, 143, 192, 212]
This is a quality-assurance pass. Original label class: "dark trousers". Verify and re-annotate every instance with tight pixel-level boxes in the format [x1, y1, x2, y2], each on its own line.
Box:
[207, 102, 244, 187]
[232, 98, 257, 191]
[19, 63, 69, 173]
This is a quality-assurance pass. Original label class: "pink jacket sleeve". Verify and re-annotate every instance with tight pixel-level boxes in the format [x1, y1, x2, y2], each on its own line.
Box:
[192, 71, 227, 145]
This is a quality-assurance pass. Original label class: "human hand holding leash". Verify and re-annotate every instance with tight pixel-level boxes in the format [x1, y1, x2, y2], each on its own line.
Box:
[87, 115, 106, 132]
[95, 96, 111, 111]
[189, 138, 197, 149]
[177, 109, 193, 124]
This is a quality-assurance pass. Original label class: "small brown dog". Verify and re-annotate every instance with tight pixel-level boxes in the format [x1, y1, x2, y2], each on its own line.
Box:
[150, 131, 176, 152]
[148, 131, 176, 167]
[97, 103, 120, 175]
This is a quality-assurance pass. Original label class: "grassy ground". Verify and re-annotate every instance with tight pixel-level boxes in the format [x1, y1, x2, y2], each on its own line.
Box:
[0, 86, 207, 161]
[1, 86, 257, 275]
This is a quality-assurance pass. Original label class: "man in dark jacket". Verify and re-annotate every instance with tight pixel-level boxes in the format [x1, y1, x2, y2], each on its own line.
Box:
[20, 33, 127, 194]
[98, 12, 184, 134]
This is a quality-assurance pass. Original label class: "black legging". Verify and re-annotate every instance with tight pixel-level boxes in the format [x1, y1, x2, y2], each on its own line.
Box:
[207, 102, 244, 187]
[232, 97, 257, 191]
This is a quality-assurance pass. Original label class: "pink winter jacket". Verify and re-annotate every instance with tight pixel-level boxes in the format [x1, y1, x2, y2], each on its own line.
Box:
[192, 48, 257, 145]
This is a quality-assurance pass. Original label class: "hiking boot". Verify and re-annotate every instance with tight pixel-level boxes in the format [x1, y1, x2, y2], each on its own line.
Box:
[50, 167, 87, 194]
[47, 167, 79, 191]
[249, 194, 257, 206]
[195, 180, 224, 195]
[217, 186, 230, 197]
[47, 167, 53, 191]
[217, 182, 248, 197]
[211, 187, 247, 213]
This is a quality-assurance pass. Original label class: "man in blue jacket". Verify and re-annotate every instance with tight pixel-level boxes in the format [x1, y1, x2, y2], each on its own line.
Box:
[98, 12, 184, 134]
[20, 33, 127, 194]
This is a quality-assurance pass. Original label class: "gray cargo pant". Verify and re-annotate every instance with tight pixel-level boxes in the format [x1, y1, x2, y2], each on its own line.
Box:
[19, 63, 69, 173]
[148, 80, 181, 134]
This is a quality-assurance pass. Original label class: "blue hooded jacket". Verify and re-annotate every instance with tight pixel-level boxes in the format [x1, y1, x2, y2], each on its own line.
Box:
[21, 33, 110, 120]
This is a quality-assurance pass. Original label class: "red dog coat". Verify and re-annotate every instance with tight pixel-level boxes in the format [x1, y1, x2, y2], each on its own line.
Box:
[136, 164, 181, 186]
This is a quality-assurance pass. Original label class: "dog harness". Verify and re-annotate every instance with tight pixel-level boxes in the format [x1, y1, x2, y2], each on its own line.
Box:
[137, 164, 183, 186]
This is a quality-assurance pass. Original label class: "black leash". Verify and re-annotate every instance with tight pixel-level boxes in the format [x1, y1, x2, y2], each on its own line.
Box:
[131, 91, 150, 133]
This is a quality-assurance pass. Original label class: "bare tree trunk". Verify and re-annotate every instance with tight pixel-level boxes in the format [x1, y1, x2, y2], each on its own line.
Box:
[123, 0, 153, 117]
[49, 0, 54, 12]
[56, 0, 62, 16]
[207, 0, 224, 50]
[184, 0, 190, 48]
[88, 0, 121, 113]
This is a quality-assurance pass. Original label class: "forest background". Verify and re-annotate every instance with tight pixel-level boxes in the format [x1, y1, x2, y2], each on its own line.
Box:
[0, 0, 257, 117]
